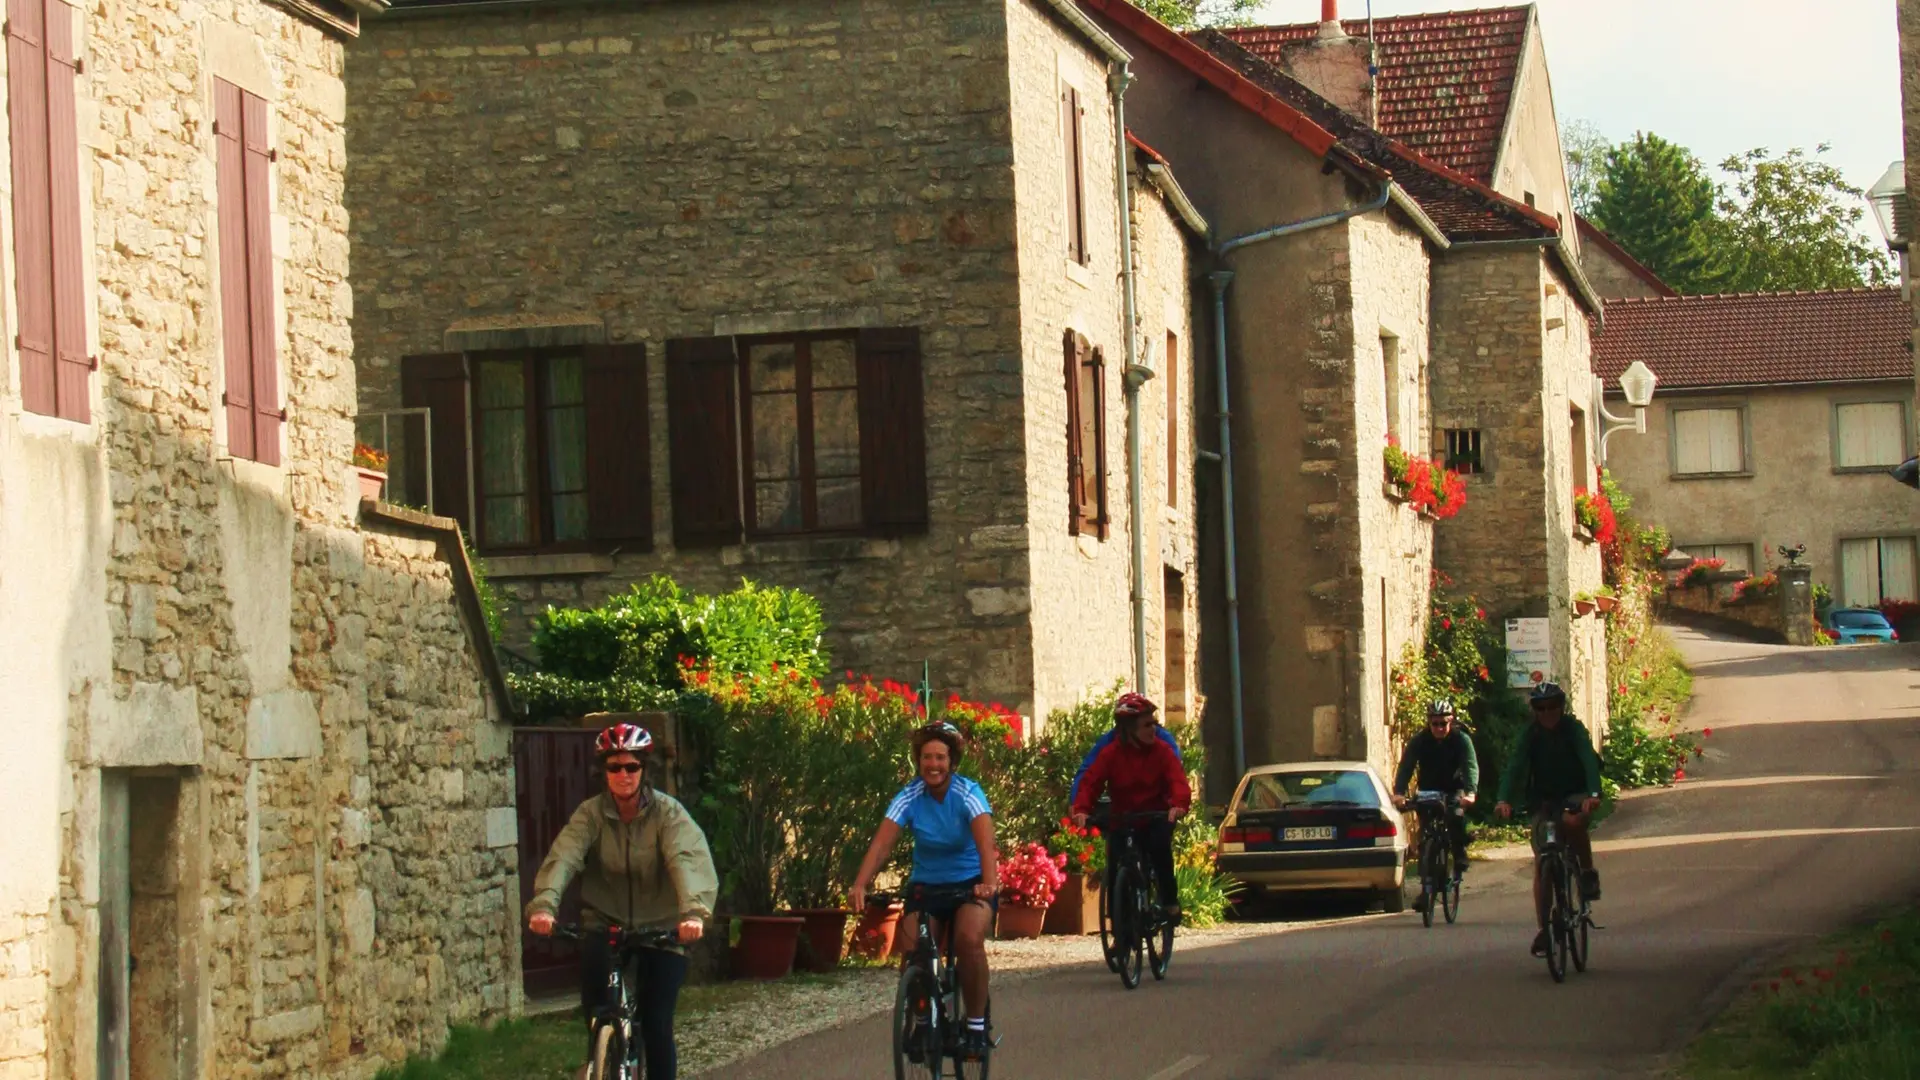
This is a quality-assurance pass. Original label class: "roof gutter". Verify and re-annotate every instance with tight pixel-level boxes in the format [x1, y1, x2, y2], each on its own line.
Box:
[1449, 233, 1606, 332]
[1219, 177, 1393, 255]
[1039, 0, 1132, 64]
[1386, 184, 1449, 250]
[1141, 162, 1211, 240]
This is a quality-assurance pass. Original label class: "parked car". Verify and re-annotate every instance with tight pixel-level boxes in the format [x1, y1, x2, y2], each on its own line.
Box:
[1215, 761, 1409, 913]
[1822, 608, 1898, 645]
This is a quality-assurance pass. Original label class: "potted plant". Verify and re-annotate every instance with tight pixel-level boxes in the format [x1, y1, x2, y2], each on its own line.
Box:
[1572, 591, 1597, 617]
[850, 897, 906, 961]
[1681, 557, 1726, 588]
[1573, 487, 1617, 545]
[1041, 817, 1106, 935]
[353, 443, 389, 502]
[1593, 586, 1619, 613]
[996, 843, 1066, 939]
[1383, 437, 1412, 502]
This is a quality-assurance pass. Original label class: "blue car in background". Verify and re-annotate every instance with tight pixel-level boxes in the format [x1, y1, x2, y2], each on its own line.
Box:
[1822, 608, 1898, 644]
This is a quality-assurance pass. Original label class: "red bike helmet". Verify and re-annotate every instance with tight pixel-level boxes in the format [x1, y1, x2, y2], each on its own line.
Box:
[1113, 692, 1158, 723]
[595, 722, 654, 757]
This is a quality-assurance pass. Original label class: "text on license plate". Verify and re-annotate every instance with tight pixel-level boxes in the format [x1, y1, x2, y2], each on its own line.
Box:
[1282, 826, 1336, 842]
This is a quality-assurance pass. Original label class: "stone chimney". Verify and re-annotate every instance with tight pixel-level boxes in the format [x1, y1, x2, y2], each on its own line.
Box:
[1275, 0, 1376, 125]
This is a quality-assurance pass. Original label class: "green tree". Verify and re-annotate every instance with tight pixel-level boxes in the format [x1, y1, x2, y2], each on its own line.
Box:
[1135, 0, 1264, 27]
[1715, 145, 1895, 291]
[1588, 132, 1731, 294]
[1560, 119, 1610, 219]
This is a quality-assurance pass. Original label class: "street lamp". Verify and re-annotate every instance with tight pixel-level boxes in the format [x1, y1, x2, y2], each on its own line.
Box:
[1595, 360, 1658, 465]
[1867, 161, 1909, 252]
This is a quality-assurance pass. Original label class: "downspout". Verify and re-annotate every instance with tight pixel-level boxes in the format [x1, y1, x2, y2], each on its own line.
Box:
[1208, 178, 1394, 780]
[1111, 60, 1152, 694]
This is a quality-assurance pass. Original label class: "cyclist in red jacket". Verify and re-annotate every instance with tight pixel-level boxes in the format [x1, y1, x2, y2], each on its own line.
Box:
[1071, 693, 1191, 922]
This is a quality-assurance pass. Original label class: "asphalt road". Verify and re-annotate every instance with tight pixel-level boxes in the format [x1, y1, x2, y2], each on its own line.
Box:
[712, 627, 1920, 1079]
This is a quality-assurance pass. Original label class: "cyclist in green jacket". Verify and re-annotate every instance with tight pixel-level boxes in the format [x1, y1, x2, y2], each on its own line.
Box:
[1495, 683, 1603, 958]
[1390, 699, 1480, 911]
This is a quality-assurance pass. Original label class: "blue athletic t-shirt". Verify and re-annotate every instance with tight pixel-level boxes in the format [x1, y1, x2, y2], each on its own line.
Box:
[885, 776, 992, 885]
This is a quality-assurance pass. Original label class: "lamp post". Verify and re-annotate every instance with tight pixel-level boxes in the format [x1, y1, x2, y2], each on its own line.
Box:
[1595, 360, 1658, 465]
[1868, 161, 1910, 297]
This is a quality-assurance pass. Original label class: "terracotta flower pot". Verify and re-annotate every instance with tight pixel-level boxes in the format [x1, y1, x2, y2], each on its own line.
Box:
[782, 908, 852, 973]
[1595, 595, 1619, 613]
[1573, 599, 1597, 616]
[995, 901, 1047, 940]
[355, 467, 387, 502]
[891, 909, 919, 958]
[730, 915, 804, 980]
[851, 902, 904, 961]
[1042, 873, 1104, 936]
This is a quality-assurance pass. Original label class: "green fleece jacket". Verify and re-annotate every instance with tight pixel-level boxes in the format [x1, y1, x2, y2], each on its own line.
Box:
[526, 791, 718, 943]
[1497, 716, 1604, 806]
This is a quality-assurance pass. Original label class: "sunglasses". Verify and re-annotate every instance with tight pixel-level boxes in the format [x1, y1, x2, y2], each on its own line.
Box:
[604, 763, 643, 775]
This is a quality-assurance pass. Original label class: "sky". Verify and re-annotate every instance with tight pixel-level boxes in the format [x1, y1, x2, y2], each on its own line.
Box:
[1250, 0, 1906, 224]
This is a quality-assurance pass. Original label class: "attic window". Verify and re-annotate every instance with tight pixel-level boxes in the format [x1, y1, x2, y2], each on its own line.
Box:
[1523, 191, 1536, 208]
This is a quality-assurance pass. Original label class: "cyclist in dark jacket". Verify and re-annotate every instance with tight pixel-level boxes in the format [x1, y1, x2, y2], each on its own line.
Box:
[1495, 683, 1604, 958]
[1390, 699, 1479, 905]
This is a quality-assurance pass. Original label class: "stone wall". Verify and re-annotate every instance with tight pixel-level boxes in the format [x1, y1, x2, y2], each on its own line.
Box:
[1661, 574, 1787, 642]
[346, 0, 1060, 712]
[1541, 262, 1606, 732]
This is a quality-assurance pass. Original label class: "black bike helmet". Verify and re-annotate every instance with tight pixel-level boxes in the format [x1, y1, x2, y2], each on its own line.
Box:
[1530, 682, 1567, 707]
[1426, 699, 1457, 721]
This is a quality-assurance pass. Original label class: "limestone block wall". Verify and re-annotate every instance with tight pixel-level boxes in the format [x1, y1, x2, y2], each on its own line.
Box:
[1541, 266, 1606, 733]
[1347, 213, 1435, 777]
[1486, 19, 1579, 263]
[345, 0, 1046, 711]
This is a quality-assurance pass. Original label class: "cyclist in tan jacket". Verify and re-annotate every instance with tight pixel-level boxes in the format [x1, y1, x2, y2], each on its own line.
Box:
[527, 723, 718, 1080]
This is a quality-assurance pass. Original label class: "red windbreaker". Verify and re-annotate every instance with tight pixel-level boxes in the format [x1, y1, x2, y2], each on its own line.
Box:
[1071, 735, 1191, 818]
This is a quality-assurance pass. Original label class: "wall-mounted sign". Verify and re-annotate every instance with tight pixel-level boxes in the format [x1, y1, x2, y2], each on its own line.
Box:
[1505, 617, 1552, 689]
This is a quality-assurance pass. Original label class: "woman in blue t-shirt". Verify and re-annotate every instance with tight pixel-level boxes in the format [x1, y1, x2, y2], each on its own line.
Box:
[850, 721, 999, 1058]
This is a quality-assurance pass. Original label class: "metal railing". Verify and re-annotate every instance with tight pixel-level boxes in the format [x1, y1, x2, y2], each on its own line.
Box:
[355, 407, 434, 514]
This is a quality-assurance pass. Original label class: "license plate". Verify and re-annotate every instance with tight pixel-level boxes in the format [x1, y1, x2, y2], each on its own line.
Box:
[1282, 826, 1335, 842]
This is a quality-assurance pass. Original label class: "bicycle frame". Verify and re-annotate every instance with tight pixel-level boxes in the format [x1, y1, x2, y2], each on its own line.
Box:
[556, 924, 679, 1078]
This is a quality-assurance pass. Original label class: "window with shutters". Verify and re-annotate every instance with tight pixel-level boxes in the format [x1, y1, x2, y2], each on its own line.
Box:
[1833, 401, 1909, 471]
[1064, 329, 1107, 537]
[1443, 429, 1484, 475]
[1671, 406, 1747, 476]
[400, 345, 652, 554]
[8, 0, 89, 423]
[662, 328, 926, 549]
[214, 78, 281, 464]
[1061, 78, 1087, 266]
[1839, 536, 1918, 607]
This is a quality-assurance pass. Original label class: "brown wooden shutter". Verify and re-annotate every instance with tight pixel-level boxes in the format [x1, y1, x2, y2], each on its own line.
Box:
[241, 90, 280, 465]
[664, 336, 742, 549]
[1166, 331, 1178, 508]
[855, 327, 928, 535]
[400, 352, 472, 531]
[1061, 82, 1085, 264]
[581, 343, 653, 548]
[214, 80, 254, 461]
[1064, 328, 1086, 535]
[44, 0, 84, 422]
[1089, 344, 1108, 539]
[7, 0, 54, 417]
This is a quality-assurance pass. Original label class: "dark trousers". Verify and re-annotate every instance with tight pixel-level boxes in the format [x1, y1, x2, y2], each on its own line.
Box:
[1105, 819, 1178, 909]
[579, 936, 689, 1080]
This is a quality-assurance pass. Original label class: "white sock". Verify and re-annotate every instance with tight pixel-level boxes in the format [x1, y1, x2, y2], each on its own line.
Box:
[966, 1017, 986, 1032]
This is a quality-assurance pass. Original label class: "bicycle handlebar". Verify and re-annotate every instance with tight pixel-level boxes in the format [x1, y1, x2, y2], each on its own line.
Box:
[552, 923, 680, 949]
[866, 882, 982, 910]
[1088, 809, 1179, 828]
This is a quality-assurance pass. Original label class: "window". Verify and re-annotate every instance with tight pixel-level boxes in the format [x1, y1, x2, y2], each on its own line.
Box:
[1165, 330, 1179, 507]
[1443, 429, 1483, 474]
[215, 78, 281, 464]
[1680, 542, 1754, 574]
[1233, 770, 1380, 813]
[663, 328, 927, 548]
[1840, 536, 1918, 607]
[8, 0, 88, 423]
[1570, 404, 1590, 491]
[743, 335, 862, 535]
[1064, 329, 1107, 537]
[1834, 402, 1908, 470]
[1673, 407, 1746, 475]
[1380, 332, 1402, 445]
[401, 345, 652, 553]
[1163, 568, 1186, 726]
[1060, 79, 1087, 265]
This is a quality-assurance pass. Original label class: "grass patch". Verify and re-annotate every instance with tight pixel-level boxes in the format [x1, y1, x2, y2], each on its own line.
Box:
[1685, 903, 1920, 1079]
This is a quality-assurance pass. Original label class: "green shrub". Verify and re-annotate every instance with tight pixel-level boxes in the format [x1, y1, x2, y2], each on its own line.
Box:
[1175, 863, 1243, 928]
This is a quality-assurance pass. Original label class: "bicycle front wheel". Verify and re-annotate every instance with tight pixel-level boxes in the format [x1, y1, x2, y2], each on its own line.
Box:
[1419, 836, 1438, 928]
[1544, 857, 1569, 984]
[589, 1023, 626, 1080]
[893, 964, 941, 1080]
[1441, 845, 1460, 925]
[1111, 864, 1145, 990]
[1147, 874, 1174, 981]
[1571, 889, 1591, 973]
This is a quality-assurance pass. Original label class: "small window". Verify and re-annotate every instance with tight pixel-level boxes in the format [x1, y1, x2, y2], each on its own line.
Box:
[1444, 429, 1483, 474]
[1673, 407, 1746, 475]
[1523, 190, 1537, 207]
[1570, 405, 1590, 491]
[1165, 331, 1179, 508]
[1380, 332, 1402, 445]
[1060, 80, 1087, 265]
[476, 351, 591, 549]
[1840, 536, 1918, 607]
[1834, 402, 1907, 470]
[1064, 330, 1107, 537]
[742, 335, 864, 535]
[1679, 543, 1754, 574]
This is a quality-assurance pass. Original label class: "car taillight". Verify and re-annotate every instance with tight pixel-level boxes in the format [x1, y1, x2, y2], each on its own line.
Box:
[1893, 630, 1901, 641]
[1345, 822, 1397, 839]
[1221, 826, 1273, 844]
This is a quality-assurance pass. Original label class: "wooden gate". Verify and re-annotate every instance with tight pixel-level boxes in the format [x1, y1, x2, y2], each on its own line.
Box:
[513, 727, 600, 997]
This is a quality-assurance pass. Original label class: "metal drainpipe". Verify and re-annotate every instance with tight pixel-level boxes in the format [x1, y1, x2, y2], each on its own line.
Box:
[1209, 179, 1394, 780]
[1110, 60, 1151, 694]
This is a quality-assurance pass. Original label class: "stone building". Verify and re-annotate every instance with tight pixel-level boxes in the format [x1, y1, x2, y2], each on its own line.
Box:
[1577, 216, 1674, 301]
[1902, 0, 1920, 421]
[343, 0, 1203, 723]
[0, 0, 519, 1077]
[1597, 289, 1917, 607]
[1228, 2, 1610, 732]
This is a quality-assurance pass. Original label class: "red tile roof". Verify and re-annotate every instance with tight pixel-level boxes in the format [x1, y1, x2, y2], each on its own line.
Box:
[1593, 289, 1914, 390]
[1223, 6, 1532, 184]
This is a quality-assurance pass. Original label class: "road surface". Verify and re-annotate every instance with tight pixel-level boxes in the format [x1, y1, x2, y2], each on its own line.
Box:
[709, 627, 1920, 1079]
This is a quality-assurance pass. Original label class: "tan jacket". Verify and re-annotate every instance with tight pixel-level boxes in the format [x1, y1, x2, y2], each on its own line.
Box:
[526, 790, 719, 939]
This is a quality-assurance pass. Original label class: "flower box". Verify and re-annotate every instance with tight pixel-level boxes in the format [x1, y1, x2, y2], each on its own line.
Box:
[355, 467, 387, 503]
[1041, 873, 1104, 936]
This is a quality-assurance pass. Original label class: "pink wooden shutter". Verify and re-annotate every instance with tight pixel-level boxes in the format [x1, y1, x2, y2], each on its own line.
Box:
[213, 79, 254, 461]
[241, 90, 280, 465]
[44, 0, 85, 422]
[6, 0, 54, 416]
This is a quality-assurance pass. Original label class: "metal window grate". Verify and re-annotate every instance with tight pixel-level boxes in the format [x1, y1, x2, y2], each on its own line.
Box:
[1444, 429, 1483, 474]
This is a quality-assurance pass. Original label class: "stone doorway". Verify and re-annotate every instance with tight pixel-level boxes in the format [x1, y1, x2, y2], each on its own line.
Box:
[99, 770, 199, 1080]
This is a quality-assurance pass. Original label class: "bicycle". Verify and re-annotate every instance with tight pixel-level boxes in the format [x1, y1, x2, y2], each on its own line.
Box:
[1091, 809, 1177, 990]
[870, 884, 994, 1080]
[1533, 797, 1601, 983]
[553, 923, 681, 1080]
[1409, 791, 1464, 928]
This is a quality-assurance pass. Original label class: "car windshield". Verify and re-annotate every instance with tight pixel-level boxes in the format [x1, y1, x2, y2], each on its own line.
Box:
[1832, 611, 1891, 629]
[1235, 770, 1378, 812]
